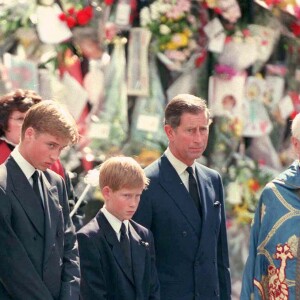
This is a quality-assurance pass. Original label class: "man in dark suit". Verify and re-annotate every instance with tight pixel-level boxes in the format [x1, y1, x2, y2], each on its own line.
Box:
[77, 156, 160, 300]
[133, 94, 231, 300]
[0, 100, 80, 299]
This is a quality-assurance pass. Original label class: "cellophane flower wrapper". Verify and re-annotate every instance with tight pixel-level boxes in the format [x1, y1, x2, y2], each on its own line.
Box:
[206, 115, 242, 171]
[88, 40, 128, 155]
[140, 0, 200, 72]
[224, 154, 276, 225]
[122, 57, 167, 166]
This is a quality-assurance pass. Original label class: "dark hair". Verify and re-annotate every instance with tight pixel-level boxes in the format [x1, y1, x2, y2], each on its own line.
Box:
[164, 94, 211, 128]
[0, 89, 42, 136]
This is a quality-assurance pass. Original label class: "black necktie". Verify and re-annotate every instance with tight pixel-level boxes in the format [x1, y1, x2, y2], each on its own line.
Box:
[186, 167, 202, 216]
[32, 170, 44, 211]
[120, 222, 132, 269]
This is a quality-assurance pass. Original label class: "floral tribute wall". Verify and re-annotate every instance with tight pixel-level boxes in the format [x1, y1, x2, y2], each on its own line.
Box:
[1, 0, 300, 296]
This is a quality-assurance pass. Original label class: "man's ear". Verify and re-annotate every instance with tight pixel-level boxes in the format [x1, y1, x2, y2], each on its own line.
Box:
[164, 124, 174, 141]
[23, 127, 35, 140]
[292, 136, 300, 151]
[102, 186, 111, 198]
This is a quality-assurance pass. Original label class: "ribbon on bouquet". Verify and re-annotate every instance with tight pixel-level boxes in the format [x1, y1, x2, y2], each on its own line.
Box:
[70, 169, 100, 218]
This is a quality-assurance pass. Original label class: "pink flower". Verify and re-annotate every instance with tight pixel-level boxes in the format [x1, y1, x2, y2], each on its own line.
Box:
[214, 64, 238, 79]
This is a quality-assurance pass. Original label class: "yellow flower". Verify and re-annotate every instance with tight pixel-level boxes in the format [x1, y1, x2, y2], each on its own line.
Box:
[165, 33, 189, 50]
[183, 28, 192, 37]
[205, 0, 217, 8]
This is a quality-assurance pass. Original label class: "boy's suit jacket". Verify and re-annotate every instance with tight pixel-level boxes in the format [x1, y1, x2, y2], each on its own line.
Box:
[0, 156, 80, 300]
[133, 155, 231, 300]
[77, 211, 160, 300]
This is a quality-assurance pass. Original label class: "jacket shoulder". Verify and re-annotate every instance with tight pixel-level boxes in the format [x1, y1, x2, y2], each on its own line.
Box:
[130, 219, 150, 237]
[196, 162, 220, 178]
[77, 217, 100, 238]
[144, 159, 160, 177]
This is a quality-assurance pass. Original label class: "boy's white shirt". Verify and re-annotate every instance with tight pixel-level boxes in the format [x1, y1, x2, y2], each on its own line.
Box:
[101, 206, 129, 241]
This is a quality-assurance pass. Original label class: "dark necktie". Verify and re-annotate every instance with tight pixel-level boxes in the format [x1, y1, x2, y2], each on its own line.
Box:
[186, 167, 202, 216]
[32, 170, 44, 211]
[120, 222, 132, 269]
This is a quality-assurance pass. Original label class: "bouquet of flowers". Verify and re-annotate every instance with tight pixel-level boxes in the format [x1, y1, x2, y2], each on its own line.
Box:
[140, 0, 199, 71]
[225, 154, 275, 224]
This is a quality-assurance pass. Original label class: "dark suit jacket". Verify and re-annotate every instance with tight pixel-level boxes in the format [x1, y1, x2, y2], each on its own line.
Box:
[133, 155, 231, 300]
[0, 156, 80, 300]
[77, 211, 160, 300]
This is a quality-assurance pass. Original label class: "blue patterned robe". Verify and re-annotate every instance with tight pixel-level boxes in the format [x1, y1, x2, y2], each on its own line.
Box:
[241, 161, 300, 300]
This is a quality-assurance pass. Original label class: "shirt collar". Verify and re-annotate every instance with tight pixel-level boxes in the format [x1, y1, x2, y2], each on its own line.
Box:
[10, 146, 36, 180]
[101, 206, 129, 235]
[165, 147, 195, 175]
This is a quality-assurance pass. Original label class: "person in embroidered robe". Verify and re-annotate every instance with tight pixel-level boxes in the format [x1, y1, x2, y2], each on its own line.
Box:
[241, 112, 300, 299]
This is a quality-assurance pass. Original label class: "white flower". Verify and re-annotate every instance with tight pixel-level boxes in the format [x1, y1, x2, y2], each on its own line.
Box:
[150, 2, 161, 21]
[226, 182, 243, 205]
[159, 24, 171, 35]
[140, 7, 151, 27]
[159, 3, 172, 14]
[84, 168, 100, 187]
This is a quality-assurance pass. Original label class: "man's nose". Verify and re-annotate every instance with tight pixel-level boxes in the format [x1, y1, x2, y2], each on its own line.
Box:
[50, 149, 61, 161]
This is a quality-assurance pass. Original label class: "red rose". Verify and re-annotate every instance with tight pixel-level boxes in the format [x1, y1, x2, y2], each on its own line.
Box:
[213, 7, 222, 15]
[66, 16, 77, 28]
[104, 0, 114, 5]
[67, 7, 76, 15]
[59, 13, 67, 21]
[77, 7, 93, 26]
[291, 21, 300, 37]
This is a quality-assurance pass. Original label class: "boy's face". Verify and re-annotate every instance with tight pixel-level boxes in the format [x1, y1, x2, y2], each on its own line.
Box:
[20, 127, 69, 171]
[103, 186, 143, 221]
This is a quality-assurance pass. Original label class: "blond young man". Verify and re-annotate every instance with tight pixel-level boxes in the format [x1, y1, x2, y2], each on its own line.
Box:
[0, 100, 80, 299]
[77, 156, 160, 300]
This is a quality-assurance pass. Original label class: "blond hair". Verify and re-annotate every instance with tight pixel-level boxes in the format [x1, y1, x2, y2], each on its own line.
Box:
[99, 156, 149, 191]
[21, 100, 79, 145]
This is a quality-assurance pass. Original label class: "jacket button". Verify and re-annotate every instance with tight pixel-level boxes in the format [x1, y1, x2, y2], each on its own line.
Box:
[182, 231, 187, 237]
[57, 230, 62, 237]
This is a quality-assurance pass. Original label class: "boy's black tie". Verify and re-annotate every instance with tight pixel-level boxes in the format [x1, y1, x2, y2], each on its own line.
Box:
[120, 222, 132, 269]
[186, 167, 202, 216]
[32, 170, 44, 211]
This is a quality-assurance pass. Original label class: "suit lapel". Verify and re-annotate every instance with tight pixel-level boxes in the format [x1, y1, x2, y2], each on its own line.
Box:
[159, 155, 201, 237]
[129, 222, 146, 288]
[7, 158, 44, 237]
[97, 212, 135, 285]
[41, 172, 61, 265]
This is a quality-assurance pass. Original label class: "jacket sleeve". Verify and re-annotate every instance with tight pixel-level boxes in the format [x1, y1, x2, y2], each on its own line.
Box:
[215, 174, 231, 300]
[133, 187, 153, 229]
[0, 188, 54, 300]
[77, 231, 108, 300]
[57, 178, 81, 300]
[148, 231, 160, 300]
